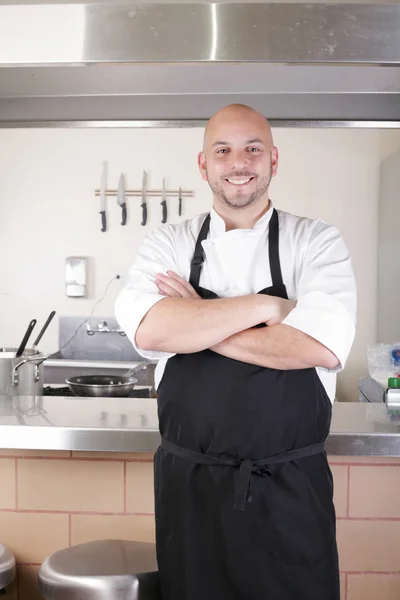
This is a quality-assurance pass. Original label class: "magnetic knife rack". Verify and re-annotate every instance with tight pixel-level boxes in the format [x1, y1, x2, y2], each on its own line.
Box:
[94, 188, 194, 198]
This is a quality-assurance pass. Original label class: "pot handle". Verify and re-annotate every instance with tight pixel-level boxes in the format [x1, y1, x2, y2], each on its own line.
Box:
[13, 354, 49, 386]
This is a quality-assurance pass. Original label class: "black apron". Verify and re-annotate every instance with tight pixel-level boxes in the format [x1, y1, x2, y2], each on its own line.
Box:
[154, 209, 339, 600]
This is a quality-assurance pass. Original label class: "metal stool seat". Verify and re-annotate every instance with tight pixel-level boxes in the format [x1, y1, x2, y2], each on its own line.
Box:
[0, 545, 16, 592]
[38, 539, 161, 600]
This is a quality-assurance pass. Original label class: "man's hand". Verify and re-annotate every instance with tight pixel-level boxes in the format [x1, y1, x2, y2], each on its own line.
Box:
[139, 272, 301, 357]
[155, 273, 296, 325]
[155, 271, 201, 299]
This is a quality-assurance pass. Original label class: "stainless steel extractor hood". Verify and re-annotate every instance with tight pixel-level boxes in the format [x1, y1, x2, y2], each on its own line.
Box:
[1, 2, 400, 127]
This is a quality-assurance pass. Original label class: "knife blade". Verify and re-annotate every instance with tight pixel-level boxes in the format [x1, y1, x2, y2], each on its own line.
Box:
[178, 186, 182, 217]
[161, 177, 167, 224]
[99, 161, 107, 232]
[117, 173, 127, 226]
[141, 171, 148, 226]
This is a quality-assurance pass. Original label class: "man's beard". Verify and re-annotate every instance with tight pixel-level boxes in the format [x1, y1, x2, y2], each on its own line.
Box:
[207, 169, 272, 210]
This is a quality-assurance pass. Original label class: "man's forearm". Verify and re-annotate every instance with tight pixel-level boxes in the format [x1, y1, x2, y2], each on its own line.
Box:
[210, 324, 339, 370]
[136, 295, 275, 354]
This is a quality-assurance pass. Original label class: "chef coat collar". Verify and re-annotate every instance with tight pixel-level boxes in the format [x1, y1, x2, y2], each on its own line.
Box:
[210, 201, 274, 237]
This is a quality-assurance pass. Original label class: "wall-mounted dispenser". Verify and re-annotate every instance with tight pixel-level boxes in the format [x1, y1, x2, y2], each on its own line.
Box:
[65, 257, 88, 298]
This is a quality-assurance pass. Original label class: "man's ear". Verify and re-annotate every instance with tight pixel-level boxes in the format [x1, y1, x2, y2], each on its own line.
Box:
[198, 151, 208, 181]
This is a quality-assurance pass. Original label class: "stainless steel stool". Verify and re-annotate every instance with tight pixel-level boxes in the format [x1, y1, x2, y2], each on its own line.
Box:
[38, 539, 161, 600]
[0, 544, 16, 593]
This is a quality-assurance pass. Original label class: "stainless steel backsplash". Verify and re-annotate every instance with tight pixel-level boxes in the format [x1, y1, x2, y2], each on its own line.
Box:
[54, 316, 143, 362]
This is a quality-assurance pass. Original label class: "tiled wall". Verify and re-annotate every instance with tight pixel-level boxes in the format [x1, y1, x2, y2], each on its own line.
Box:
[330, 456, 400, 600]
[0, 450, 155, 600]
[0, 451, 399, 599]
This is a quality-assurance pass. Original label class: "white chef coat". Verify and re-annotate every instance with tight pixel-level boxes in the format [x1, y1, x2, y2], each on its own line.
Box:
[115, 203, 357, 402]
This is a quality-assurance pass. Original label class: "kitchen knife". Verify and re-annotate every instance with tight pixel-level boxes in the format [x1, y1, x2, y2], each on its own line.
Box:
[141, 170, 148, 226]
[178, 186, 182, 217]
[161, 177, 167, 224]
[117, 173, 127, 226]
[99, 161, 107, 232]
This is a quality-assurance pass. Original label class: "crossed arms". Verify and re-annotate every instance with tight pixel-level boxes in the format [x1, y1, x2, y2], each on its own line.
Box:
[116, 222, 356, 373]
[136, 271, 339, 370]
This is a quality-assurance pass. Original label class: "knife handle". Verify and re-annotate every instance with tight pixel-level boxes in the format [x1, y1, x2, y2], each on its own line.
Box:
[121, 204, 127, 226]
[161, 201, 167, 224]
[100, 211, 107, 232]
[141, 203, 147, 226]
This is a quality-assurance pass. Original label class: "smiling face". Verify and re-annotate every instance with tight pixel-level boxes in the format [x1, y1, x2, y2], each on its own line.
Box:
[198, 105, 278, 213]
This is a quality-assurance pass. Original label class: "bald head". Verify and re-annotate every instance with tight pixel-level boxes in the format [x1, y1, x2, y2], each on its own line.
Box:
[197, 103, 278, 218]
[203, 104, 273, 152]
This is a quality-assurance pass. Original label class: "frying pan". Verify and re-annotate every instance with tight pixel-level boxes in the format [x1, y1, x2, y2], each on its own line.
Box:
[65, 364, 148, 397]
[65, 374, 138, 397]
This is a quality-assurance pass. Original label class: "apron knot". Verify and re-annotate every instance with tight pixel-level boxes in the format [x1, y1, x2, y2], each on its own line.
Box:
[233, 461, 272, 512]
[252, 465, 272, 478]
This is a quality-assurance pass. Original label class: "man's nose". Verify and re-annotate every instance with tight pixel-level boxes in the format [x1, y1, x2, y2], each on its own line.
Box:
[228, 150, 251, 171]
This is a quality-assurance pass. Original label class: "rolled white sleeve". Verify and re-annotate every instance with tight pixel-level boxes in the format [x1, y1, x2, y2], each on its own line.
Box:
[114, 226, 178, 361]
[282, 222, 357, 371]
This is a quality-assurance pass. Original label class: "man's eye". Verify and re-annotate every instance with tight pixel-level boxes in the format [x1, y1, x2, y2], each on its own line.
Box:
[216, 148, 229, 154]
[248, 147, 261, 152]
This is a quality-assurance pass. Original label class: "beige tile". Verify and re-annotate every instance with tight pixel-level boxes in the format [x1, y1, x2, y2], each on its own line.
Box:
[348, 574, 400, 600]
[0, 450, 70, 458]
[126, 461, 154, 514]
[337, 519, 400, 572]
[0, 512, 68, 563]
[71, 514, 155, 546]
[18, 459, 124, 512]
[331, 464, 348, 518]
[340, 572, 347, 600]
[72, 451, 155, 460]
[0, 458, 15, 509]
[17, 565, 44, 600]
[349, 465, 400, 518]
[329, 455, 400, 465]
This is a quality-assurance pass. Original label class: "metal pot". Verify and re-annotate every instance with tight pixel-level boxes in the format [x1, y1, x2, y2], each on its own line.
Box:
[65, 375, 138, 397]
[0, 347, 47, 396]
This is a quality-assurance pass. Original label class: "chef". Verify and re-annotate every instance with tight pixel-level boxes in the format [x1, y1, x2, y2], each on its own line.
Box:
[115, 104, 357, 600]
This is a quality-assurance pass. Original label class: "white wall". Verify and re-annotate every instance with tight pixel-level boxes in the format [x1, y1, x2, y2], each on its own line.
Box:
[379, 129, 400, 161]
[377, 148, 400, 343]
[0, 126, 394, 401]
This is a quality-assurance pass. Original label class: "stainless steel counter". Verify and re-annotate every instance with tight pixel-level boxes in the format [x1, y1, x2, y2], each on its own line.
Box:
[0, 395, 399, 456]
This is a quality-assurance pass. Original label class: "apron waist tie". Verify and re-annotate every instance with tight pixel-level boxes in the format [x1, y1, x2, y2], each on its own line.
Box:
[160, 437, 325, 512]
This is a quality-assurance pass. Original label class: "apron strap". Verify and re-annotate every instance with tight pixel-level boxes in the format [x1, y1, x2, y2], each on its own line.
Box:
[234, 459, 255, 511]
[161, 437, 325, 512]
[268, 208, 284, 289]
[189, 214, 211, 289]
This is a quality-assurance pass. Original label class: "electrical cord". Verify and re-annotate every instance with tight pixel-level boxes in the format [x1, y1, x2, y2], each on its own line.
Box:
[47, 275, 121, 359]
